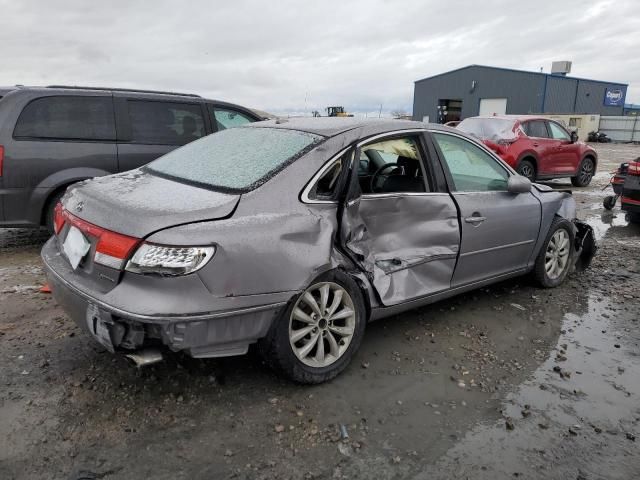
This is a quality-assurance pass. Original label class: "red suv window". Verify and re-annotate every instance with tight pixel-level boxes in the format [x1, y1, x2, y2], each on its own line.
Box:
[523, 121, 549, 138]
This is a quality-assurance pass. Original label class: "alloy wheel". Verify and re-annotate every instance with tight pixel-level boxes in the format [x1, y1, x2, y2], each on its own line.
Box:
[289, 282, 356, 368]
[579, 159, 594, 184]
[519, 164, 534, 179]
[545, 229, 570, 280]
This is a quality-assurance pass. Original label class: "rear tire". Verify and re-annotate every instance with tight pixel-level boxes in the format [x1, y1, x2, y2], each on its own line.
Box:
[258, 270, 366, 384]
[517, 159, 536, 181]
[533, 217, 575, 288]
[571, 157, 595, 187]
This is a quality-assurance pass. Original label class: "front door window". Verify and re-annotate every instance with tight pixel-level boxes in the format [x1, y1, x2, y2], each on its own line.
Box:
[432, 133, 508, 192]
[358, 136, 429, 194]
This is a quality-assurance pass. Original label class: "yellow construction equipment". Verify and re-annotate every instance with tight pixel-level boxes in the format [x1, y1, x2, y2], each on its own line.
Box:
[326, 106, 353, 117]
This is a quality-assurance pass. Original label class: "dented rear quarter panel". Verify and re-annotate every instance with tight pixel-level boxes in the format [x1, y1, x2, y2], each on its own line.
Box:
[147, 134, 361, 299]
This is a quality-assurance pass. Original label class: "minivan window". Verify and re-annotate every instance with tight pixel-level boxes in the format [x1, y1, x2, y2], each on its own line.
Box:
[146, 127, 323, 192]
[14, 96, 116, 141]
[127, 100, 206, 146]
[213, 108, 254, 130]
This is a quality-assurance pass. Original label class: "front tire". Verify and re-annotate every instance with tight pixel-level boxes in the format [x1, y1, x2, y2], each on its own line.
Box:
[571, 157, 595, 187]
[258, 270, 366, 384]
[533, 217, 575, 288]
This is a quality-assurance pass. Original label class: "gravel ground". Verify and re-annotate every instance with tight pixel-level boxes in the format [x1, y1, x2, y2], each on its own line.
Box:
[1, 143, 639, 480]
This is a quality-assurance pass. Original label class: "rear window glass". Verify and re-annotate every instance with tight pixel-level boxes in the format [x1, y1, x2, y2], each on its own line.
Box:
[127, 100, 206, 146]
[146, 127, 323, 192]
[457, 118, 517, 142]
[14, 96, 115, 141]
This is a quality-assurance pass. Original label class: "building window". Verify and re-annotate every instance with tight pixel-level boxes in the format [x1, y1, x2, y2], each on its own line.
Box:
[569, 118, 582, 128]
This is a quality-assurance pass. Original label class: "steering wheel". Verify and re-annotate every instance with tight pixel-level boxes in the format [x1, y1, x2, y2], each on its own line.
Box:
[370, 163, 399, 193]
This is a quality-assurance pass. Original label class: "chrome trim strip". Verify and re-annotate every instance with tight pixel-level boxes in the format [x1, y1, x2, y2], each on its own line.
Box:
[361, 192, 450, 200]
[460, 239, 534, 257]
[452, 190, 510, 195]
[356, 128, 427, 147]
[300, 146, 351, 205]
[43, 256, 287, 323]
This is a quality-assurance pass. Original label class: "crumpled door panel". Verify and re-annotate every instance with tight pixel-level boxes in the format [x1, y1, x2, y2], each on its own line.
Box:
[341, 194, 460, 306]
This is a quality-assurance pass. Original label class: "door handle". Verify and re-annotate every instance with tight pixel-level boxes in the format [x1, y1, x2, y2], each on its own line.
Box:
[532, 143, 539, 147]
[465, 215, 486, 224]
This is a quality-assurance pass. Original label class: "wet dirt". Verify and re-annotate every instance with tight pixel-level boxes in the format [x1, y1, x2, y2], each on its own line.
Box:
[1, 143, 639, 480]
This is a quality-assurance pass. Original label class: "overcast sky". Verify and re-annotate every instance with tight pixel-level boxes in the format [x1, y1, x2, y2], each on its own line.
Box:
[0, 0, 638, 115]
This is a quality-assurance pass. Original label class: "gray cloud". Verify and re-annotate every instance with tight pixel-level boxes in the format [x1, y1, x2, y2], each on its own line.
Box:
[0, 0, 637, 114]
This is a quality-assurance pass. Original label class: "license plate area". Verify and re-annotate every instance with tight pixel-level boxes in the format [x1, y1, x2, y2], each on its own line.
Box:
[62, 226, 91, 270]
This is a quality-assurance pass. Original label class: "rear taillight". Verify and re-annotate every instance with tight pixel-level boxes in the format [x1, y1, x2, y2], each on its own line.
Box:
[53, 202, 65, 235]
[60, 208, 140, 269]
[94, 231, 140, 269]
[0, 145, 4, 177]
[628, 161, 640, 176]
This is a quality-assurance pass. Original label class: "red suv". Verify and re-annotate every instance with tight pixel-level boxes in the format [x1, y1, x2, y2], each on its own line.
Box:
[457, 115, 598, 186]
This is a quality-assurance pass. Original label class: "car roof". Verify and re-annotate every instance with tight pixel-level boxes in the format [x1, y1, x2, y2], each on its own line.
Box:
[467, 115, 549, 122]
[0, 84, 262, 110]
[247, 117, 446, 137]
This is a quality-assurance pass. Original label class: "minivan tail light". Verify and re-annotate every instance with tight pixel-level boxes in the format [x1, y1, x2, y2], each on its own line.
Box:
[0, 145, 4, 177]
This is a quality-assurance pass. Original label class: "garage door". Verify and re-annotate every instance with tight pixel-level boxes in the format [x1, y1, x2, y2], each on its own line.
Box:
[479, 98, 507, 116]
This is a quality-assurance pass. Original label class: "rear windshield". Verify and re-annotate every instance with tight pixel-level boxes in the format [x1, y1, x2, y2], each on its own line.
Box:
[146, 127, 323, 193]
[457, 118, 517, 142]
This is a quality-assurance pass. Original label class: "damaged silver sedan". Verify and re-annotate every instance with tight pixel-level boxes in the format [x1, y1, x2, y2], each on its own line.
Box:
[42, 118, 595, 383]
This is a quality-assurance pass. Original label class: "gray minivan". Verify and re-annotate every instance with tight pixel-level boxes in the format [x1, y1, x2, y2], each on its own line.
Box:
[0, 86, 263, 230]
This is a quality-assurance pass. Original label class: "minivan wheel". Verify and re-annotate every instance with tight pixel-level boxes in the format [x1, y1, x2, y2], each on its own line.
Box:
[571, 157, 595, 187]
[517, 159, 536, 181]
[258, 270, 366, 384]
[533, 217, 575, 288]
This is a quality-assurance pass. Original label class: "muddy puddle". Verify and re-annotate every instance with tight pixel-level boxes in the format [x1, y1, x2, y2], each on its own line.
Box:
[415, 293, 640, 479]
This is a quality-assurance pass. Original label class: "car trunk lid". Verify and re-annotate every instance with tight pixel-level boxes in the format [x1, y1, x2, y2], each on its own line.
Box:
[62, 169, 240, 239]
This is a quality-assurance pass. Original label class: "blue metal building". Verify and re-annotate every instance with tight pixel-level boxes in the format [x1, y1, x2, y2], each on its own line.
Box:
[412, 65, 627, 123]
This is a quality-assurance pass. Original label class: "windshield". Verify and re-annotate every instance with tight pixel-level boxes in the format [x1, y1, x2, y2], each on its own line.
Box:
[146, 127, 323, 193]
[457, 118, 517, 142]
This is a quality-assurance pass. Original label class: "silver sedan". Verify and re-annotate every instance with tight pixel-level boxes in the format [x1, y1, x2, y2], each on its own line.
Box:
[42, 118, 595, 383]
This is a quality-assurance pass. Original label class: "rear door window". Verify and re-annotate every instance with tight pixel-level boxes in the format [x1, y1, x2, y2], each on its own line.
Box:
[13, 96, 115, 141]
[213, 108, 255, 130]
[126, 100, 206, 146]
[524, 121, 549, 138]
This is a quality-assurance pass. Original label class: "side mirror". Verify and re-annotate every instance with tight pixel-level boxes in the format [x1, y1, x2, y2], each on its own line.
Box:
[570, 131, 579, 143]
[507, 175, 532, 194]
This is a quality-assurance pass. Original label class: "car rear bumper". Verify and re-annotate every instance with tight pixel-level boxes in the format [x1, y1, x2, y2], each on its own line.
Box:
[41, 237, 287, 358]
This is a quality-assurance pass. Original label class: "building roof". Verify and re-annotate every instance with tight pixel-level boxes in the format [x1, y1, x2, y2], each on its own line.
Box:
[414, 64, 628, 87]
